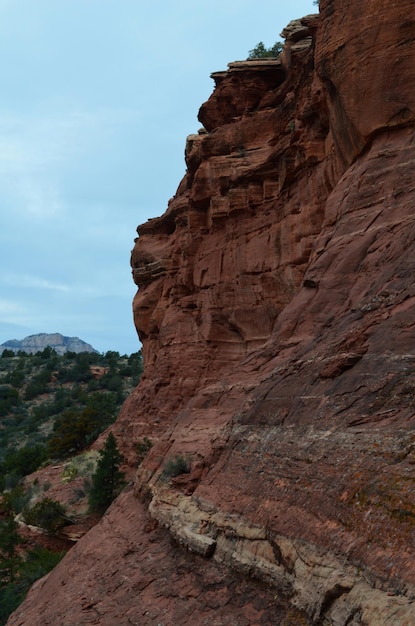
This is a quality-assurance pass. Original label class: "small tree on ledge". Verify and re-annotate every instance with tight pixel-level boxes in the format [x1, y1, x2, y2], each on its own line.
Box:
[88, 433, 126, 513]
[247, 41, 283, 59]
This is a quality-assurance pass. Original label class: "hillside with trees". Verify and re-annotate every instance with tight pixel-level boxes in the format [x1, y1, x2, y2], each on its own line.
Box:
[0, 347, 143, 624]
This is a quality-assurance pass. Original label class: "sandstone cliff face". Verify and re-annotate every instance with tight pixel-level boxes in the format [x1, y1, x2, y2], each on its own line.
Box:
[9, 1, 415, 624]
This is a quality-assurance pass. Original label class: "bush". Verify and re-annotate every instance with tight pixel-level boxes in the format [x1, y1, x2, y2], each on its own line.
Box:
[22, 545, 65, 579]
[23, 498, 68, 535]
[161, 454, 191, 480]
[60, 352, 95, 383]
[47, 392, 117, 459]
[0, 386, 19, 417]
[0, 546, 66, 625]
[0, 514, 22, 583]
[0, 584, 25, 624]
[1, 444, 48, 479]
[1, 349, 15, 358]
[1, 472, 21, 492]
[4, 369, 25, 389]
[47, 410, 85, 458]
[23, 368, 52, 400]
[1, 485, 31, 515]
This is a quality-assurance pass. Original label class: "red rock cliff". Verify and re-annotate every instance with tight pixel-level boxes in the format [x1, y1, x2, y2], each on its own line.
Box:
[9, 1, 415, 624]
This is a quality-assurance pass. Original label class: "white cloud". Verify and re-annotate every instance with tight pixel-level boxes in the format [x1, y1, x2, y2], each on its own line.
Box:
[0, 298, 23, 315]
[0, 271, 70, 293]
[23, 276, 70, 292]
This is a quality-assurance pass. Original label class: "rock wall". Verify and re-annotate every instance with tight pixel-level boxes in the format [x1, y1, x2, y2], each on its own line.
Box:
[8, 0, 415, 624]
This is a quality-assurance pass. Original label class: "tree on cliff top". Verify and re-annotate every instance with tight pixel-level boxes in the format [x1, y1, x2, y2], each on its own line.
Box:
[247, 41, 283, 59]
[88, 433, 126, 513]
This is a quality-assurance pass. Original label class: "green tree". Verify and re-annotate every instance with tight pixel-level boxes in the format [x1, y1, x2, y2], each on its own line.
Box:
[0, 514, 22, 583]
[98, 372, 124, 402]
[0, 545, 66, 624]
[1, 444, 48, 478]
[1, 349, 15, 358]
[24, 368, 51, 400]
[47, 392, 117, 459]
[4, 368, 25, 388]
[1, 485, 30, 515]
[88, 433, 125, 513]
[103, 350, 120, 364]
[36, 346, 57, 360]
[120, 351, 143, 380]
[247, 40, 283, 59]
[0, 385, 19, 416]
[47, 409, 86, 458]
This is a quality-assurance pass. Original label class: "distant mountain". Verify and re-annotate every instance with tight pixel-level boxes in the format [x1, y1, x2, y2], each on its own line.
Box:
[0, 333, 99, 355]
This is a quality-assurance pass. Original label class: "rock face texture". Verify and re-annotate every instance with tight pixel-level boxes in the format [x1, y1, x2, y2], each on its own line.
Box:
[0, 333, 98, 355]
[8, 0, 415, 624]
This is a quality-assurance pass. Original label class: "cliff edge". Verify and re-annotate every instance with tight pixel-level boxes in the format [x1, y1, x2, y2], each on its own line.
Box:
[9, 0, 415, 624]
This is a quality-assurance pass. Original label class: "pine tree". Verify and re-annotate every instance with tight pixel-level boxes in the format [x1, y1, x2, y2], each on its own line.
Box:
[88, 433, 126, 513]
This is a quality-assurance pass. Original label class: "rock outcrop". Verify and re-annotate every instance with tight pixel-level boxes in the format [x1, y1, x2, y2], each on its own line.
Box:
[8, 0, 415, 624]
[0, 333, 98, 355]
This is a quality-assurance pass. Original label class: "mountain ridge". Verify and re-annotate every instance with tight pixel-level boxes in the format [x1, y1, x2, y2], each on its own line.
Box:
[0, 333, 98, 355]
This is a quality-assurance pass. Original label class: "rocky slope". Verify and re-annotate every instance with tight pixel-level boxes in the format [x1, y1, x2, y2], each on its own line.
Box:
[0, 333, 98, 355]
[8, 0, 415, 624]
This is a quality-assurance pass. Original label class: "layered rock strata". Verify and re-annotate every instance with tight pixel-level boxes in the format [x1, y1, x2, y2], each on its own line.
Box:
[9, 0, 415, 624]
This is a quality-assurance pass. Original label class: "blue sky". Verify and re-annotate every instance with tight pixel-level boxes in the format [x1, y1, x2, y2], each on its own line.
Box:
[0, 0, 316, 355]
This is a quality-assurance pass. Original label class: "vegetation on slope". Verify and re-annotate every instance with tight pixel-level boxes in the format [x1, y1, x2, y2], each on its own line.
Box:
[0, 347, 143, 624]
[0, 347, 142, 487]
[0, 496, 67, 625]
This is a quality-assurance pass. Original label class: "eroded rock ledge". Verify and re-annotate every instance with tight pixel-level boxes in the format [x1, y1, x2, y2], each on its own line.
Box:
[148, 488, 415, 624]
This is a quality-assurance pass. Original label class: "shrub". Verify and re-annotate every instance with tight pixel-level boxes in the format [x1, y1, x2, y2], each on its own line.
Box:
[1, 472, 21, 492]
[0, 585, 25, 625]
[1, 349, 15, 358]
[0, 385, 19, 416]
[47, 410, 83, 458]
[23, 368, 52, 400]
[23, 498, 68, 535]
[1, 444, 48, 479]
[23, 545, 66, 578]
[161, 454, 191, 480]
[1, 485, 31, 515]
[61, 465, 78, 482]
[0, 546, 66, 624]
[4, 369, 25, 389]
[0, 514, 22, 583]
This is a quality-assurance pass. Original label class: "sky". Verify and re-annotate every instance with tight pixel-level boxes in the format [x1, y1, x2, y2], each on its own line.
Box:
[0, 0, 317, 355]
